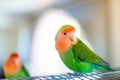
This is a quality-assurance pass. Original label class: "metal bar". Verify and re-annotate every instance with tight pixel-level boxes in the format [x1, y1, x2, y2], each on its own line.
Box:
[3, 71, 120, 80]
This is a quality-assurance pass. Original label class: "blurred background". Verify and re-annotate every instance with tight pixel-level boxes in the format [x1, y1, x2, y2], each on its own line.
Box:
[0, 0, 120, 77]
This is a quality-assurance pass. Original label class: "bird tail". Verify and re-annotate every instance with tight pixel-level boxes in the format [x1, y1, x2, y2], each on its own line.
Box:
[96, 65, 115, 72]
[98, 67, 115, 73]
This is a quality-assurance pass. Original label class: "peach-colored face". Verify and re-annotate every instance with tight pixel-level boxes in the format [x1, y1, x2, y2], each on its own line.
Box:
[55, 26, 78, 54]
[4, 53, 21, 74]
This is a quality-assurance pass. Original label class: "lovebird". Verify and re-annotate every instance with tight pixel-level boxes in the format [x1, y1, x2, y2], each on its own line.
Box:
[55, 25, 114, 73]
[3, 53, 30, 79]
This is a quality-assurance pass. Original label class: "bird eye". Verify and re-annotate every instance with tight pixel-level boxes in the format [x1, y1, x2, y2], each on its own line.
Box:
[64, 32, 67, 35]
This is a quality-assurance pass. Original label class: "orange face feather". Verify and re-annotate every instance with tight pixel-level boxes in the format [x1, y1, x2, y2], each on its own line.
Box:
[55, 26, 78, 54]
[4, 53, 21, 74]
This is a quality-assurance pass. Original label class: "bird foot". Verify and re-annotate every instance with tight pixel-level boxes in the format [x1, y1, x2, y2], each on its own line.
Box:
[67, 72, 83, 76]
[73, 72, 83, 76]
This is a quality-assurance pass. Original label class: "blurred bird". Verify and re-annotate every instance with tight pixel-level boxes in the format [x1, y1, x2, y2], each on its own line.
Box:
[55, 25, 114, 73]
[3, 53, 30, 79]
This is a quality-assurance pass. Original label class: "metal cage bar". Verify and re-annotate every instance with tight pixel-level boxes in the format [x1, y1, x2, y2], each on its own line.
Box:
[3, 71, 120, 80]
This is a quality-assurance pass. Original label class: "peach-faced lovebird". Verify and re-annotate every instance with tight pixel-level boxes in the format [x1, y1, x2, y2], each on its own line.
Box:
[55, 25, 114, 73]
[3, 53, 30, 78]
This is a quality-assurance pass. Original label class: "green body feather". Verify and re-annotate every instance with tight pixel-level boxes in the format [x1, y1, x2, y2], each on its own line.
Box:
[60, 39, 114, 73]
[5, 64, 30, 79]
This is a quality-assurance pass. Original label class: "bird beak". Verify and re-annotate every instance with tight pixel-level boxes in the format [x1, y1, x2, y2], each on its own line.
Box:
[69, 33, 77, 44]
[13, 59, 19, 66]
[69, 33, 76, 41]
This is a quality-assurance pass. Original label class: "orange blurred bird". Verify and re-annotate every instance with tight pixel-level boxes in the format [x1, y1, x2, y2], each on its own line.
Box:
[3, 53, 30, 79]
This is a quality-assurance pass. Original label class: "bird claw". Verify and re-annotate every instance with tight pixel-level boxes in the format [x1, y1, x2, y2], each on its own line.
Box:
[66, 72, 83, 76]
[66, 72, 73, 76]
[73, 72, 83, 76]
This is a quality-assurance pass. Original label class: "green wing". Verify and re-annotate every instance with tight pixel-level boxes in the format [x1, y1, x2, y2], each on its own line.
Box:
[17, 64, 30, 78]
[72, 39, 109, 67]
[20, 64, 30, 77]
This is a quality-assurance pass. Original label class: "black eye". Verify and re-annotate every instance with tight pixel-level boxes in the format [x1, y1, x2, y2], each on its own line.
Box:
[64, 32, 66, 35]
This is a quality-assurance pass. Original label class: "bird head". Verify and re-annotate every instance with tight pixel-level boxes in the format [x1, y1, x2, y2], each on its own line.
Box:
[4, 53, 21, 74]
[55, 25, 78, 54]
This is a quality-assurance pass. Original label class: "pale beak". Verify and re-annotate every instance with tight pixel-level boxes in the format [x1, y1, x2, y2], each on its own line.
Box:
[69, 33, 76, 41]
[69, 33, 77, 45]
[13, 59, 19, 66]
